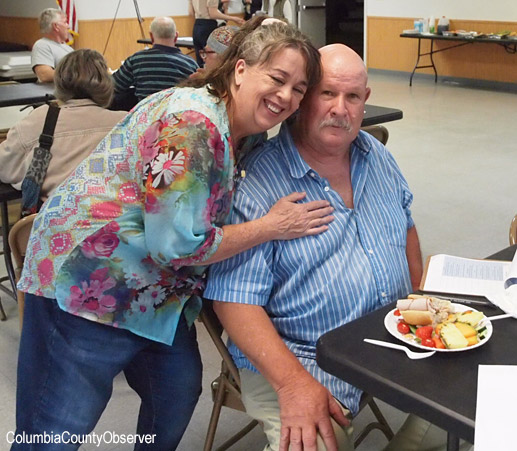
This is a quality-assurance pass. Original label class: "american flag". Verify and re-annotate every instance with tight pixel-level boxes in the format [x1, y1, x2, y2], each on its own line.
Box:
[56, 0, 78, 43]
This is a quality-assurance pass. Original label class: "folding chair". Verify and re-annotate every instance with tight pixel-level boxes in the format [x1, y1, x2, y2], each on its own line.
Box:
[8, 213, 36, 330]
[198, 301, 259, 451]
[361, 125, 390, 145]
[510, 214, 517, 245]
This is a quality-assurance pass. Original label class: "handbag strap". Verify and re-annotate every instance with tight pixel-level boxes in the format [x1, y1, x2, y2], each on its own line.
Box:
[38, 103, 60, 150]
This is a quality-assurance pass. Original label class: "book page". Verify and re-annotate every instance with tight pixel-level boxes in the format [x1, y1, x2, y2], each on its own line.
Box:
[421, 254, 511, 296]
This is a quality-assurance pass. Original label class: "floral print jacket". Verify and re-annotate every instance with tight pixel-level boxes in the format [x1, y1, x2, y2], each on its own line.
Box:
[19, 86, 235, 344]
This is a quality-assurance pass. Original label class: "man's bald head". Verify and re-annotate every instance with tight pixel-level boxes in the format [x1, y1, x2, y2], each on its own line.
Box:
[318, 44, 368, 89]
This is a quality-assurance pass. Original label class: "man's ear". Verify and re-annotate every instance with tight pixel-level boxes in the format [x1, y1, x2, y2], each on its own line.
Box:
[234, 59, 247, 87]
[174, 31, 179, 44]
[149, 32, 155, 45]
[365, 87, 371, 103]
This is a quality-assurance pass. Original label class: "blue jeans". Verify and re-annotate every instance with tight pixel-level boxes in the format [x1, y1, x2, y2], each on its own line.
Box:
[12, 294, 202, 450]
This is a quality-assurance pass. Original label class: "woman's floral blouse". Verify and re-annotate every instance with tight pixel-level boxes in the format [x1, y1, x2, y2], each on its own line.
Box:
[19, 86, 235, 344]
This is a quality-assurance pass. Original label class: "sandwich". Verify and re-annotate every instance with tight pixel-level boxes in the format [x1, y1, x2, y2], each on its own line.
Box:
[396, 295, 451, 326]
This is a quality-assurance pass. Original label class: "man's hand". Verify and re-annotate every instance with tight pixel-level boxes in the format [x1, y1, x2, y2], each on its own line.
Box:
[277, 371, 350, 451]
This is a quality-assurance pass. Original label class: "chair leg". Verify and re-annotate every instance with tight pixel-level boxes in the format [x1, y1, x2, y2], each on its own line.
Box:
[353, 398, 394, 448]
[214, 419, 259, 451]
[368, 398, 394, 441]
[0, 298, 6, 321]
[17, 290, 25, 331]
[204, 377, 228, 451]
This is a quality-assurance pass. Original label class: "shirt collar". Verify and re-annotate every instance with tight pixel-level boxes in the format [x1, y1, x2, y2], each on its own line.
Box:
[276, 123, 373, 179]
[59, 98, 99, 108]
[276, 122, 313, 179]
[152, 44, 181, 54]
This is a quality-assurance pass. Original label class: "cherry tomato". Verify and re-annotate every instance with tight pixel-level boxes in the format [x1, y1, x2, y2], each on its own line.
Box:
[393, 309, 401, 316]
[415, 326, 434, 340]
[421, 338, 436, 348]
[397, 322, 410, 334]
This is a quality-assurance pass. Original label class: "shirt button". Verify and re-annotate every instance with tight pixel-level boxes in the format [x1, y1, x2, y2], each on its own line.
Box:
[381, 292, 387, 297]
[310, 172, 316, 178]
[324, 186, 330, 192]
[368, 249, 374, 254]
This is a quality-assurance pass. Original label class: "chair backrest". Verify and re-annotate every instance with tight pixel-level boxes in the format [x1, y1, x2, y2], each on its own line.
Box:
[510, 214, 517, 245]
[361, 125, 389, 145]
[8, 213, 37, 330]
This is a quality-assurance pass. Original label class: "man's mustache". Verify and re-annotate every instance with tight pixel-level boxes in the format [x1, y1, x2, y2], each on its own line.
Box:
[319, 117, 353, 132]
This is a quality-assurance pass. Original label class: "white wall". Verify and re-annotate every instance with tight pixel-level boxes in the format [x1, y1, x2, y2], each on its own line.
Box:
[366, 0, 517, 21]
[0, 0, 243, 19]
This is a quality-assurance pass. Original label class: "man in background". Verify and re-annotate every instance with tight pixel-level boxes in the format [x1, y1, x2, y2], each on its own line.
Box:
[111, 16, 199, 110]
[31, 8, 73, 83]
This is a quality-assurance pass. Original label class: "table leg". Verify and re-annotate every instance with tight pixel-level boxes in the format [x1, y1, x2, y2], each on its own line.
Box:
[1, 199, 17, 298]
[446, 433, 460, 451]
[409, 38, 422, 86]
[429, 39, 438, 83]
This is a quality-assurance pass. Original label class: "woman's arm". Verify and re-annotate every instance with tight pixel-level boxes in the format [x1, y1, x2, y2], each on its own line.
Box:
[200, 192, 333, 265]
[208, 6, 245, 25]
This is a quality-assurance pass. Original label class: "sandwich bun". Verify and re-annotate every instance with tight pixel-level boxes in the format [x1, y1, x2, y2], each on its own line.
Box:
[400, 310, 433, 326]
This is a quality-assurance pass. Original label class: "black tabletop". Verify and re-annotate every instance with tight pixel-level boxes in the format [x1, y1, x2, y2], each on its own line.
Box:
[362, 104, 403, 127]
[400, 32, 517, 46]
[316, 245, 517, 444]
[136, 37, 194, 49]
[0, 182, 22, 202]
[0, 82, 55, 108]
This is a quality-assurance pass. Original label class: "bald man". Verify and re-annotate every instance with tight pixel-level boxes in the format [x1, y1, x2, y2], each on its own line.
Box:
[205, 44, 427, 451]
[112, 16, 198, 109]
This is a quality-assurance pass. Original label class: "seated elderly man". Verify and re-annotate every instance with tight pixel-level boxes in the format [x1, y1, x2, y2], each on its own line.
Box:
[205, 44, 432, 451]
[112, 16, 198, 109]
[31, 8, 74, 83]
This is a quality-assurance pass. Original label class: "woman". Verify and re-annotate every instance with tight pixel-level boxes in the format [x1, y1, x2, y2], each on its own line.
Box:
[189, 0, 245, 65]
[13, 17, 330, 450]
[0, 49, 126, 203]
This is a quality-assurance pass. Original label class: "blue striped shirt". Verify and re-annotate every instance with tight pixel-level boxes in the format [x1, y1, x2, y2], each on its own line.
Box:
[112, 45, 198, 101]
[205, 123, 414, 415]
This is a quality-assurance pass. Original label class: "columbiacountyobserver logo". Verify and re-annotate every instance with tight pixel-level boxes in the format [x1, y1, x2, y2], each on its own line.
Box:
[6, 431, 156, 447]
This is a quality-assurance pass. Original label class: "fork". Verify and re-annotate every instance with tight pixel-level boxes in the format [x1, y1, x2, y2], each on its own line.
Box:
[364, 338, 436, 359]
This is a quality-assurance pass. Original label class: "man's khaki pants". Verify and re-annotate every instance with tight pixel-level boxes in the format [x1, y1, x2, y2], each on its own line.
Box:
[240, 369, 474, 451]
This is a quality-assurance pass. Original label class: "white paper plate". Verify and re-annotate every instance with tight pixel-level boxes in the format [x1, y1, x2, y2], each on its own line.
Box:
[384, 303, 493, 352]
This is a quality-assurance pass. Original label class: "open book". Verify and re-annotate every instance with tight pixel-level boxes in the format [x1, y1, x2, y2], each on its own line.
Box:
[420, 251, 517, 316]
[420, 253, 514, 297]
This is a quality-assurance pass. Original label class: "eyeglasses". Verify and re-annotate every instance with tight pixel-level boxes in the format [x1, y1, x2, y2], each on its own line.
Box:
[200, 49, 217, 60]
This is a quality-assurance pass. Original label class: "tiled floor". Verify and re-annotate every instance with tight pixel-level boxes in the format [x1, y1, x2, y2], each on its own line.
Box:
[0, 70, 515, 450]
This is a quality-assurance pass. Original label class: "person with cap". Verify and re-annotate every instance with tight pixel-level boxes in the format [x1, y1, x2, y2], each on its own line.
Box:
[189, 25, 238, 79]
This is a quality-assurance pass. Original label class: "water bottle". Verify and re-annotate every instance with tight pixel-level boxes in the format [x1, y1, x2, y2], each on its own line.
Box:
[429, 16, 435, 34]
